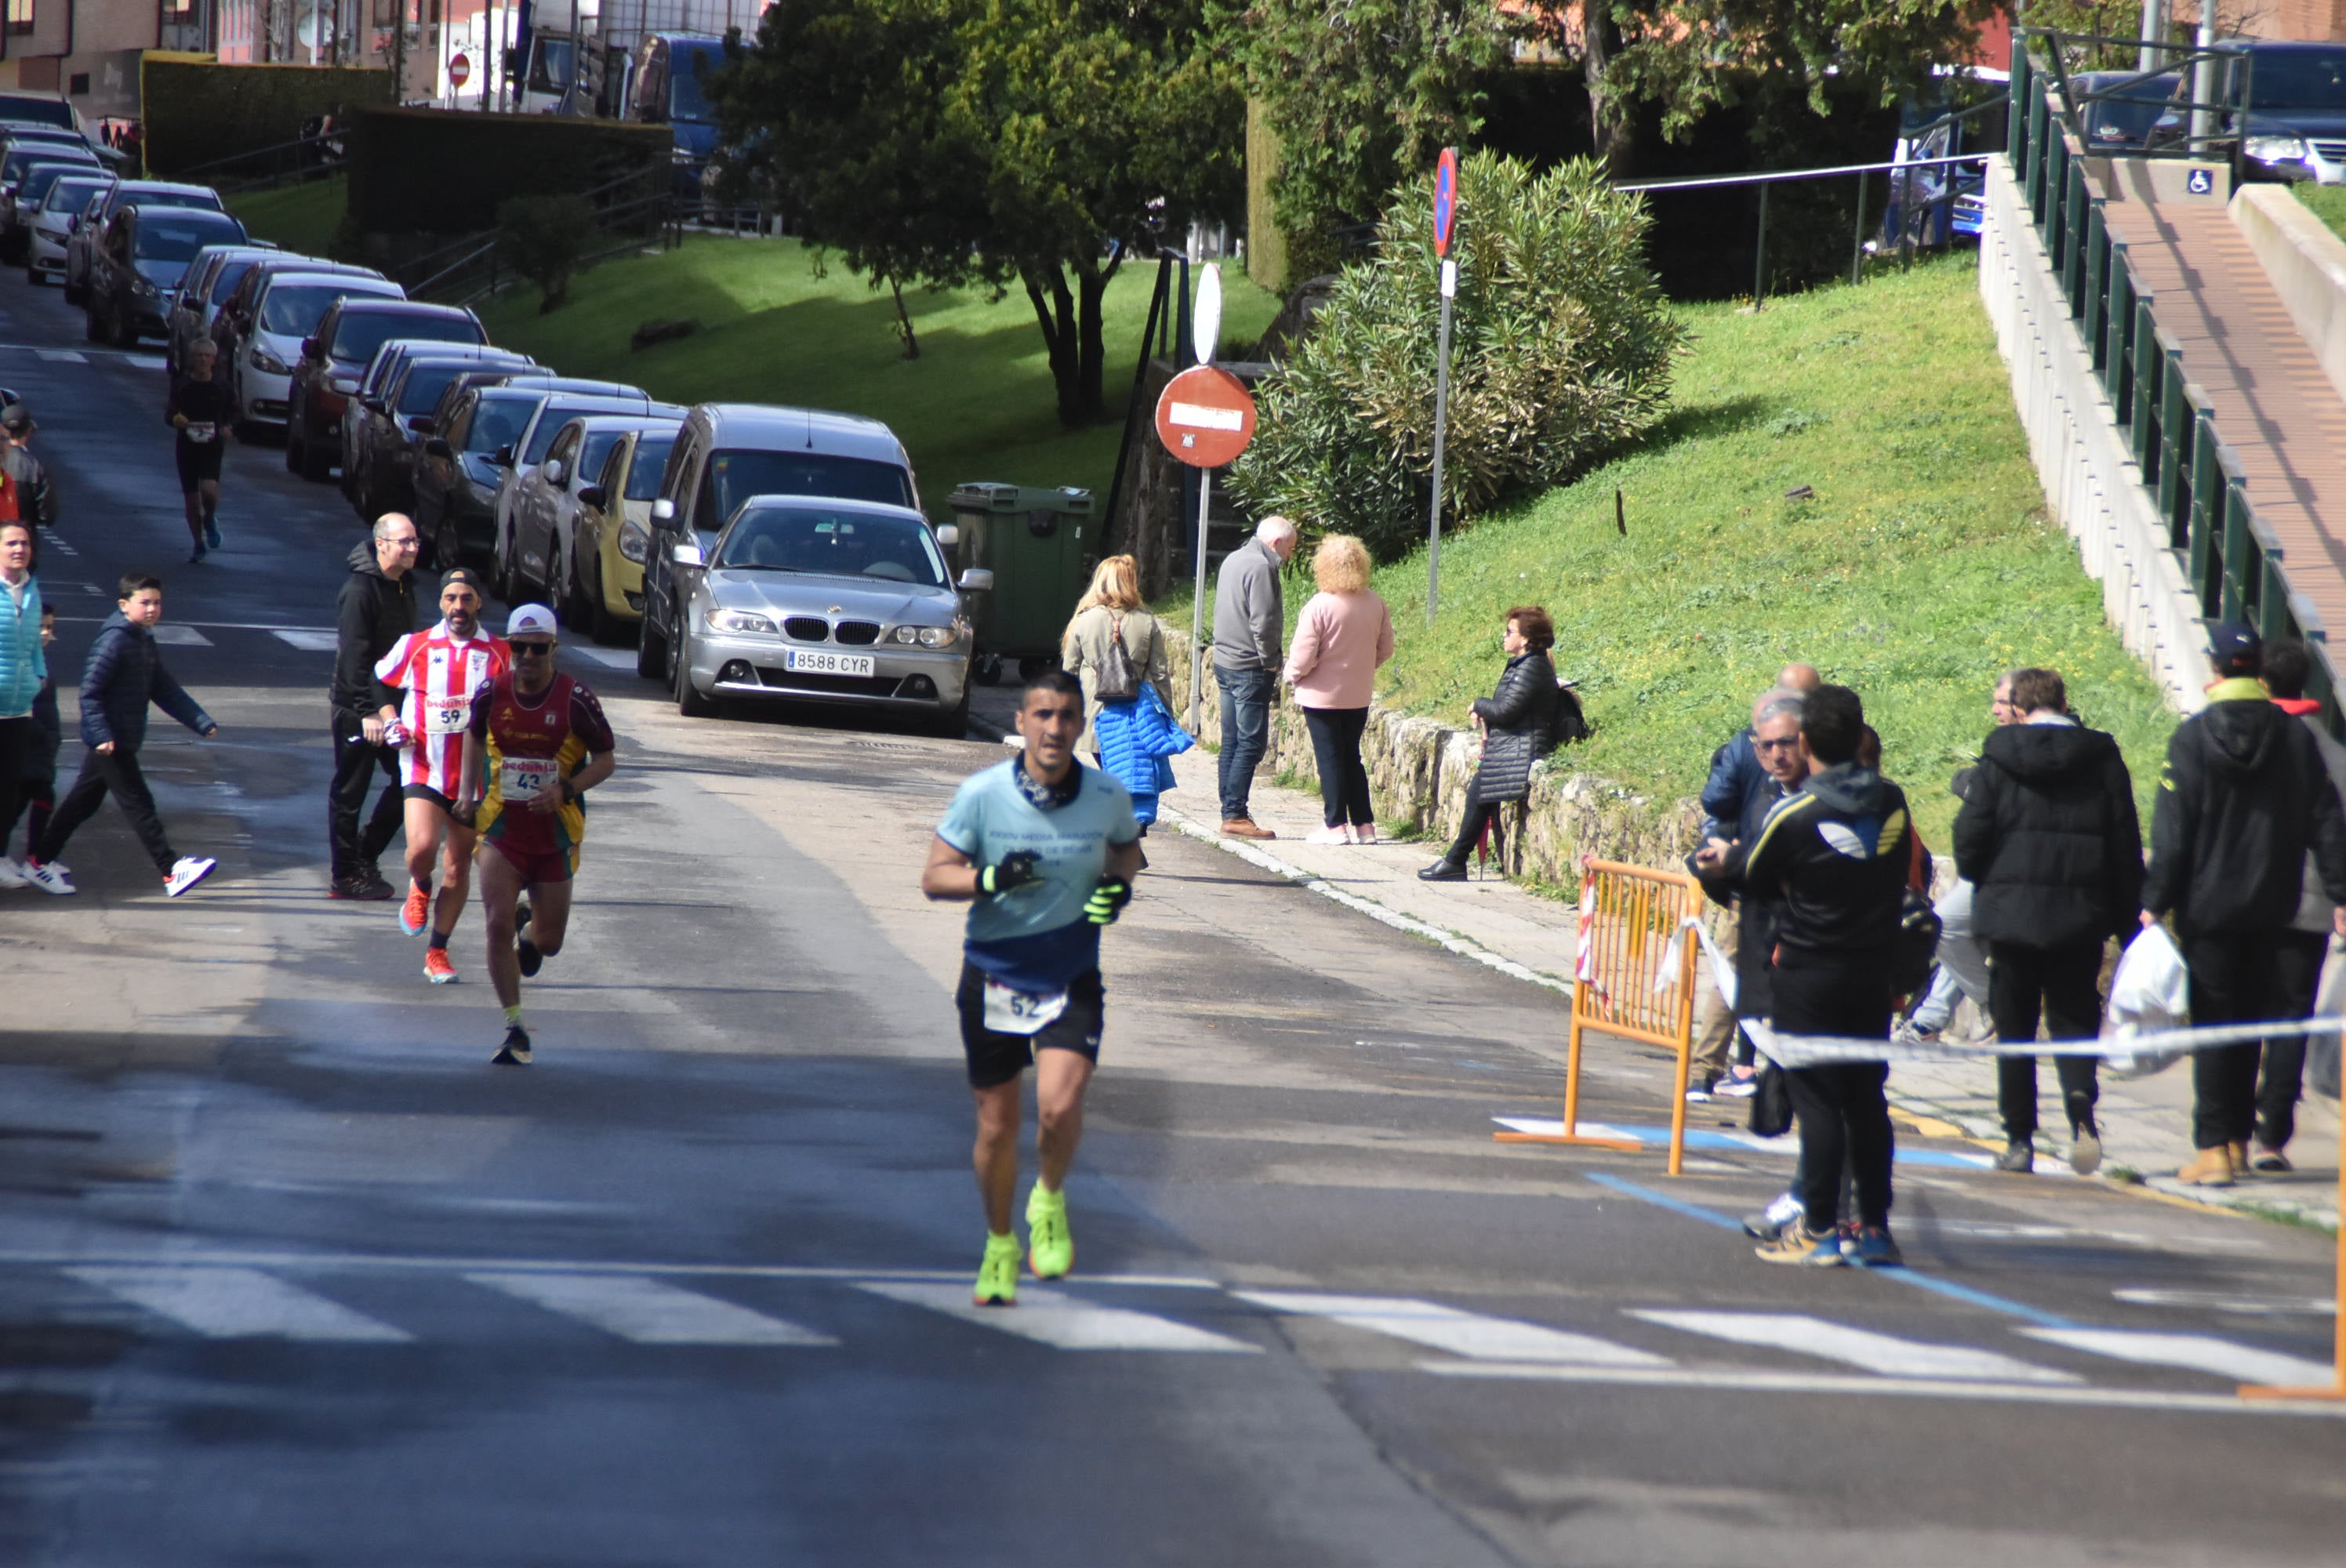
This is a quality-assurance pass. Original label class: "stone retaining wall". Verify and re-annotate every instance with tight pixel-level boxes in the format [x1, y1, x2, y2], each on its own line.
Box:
[1164, 629, 1701, 887]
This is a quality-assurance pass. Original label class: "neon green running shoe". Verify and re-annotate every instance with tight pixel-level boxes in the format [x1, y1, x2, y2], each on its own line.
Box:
[975, 1232, 1020, 1306]
[1026, 1184, 1073, 1279]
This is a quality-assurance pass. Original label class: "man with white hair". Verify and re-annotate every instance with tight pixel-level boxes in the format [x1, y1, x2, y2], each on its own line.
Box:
[328, 513, 421, 900]
[1211, 514, 1296, 839]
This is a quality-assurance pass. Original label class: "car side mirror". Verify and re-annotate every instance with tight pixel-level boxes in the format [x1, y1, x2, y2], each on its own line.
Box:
[577, 485, 606, 510]
[67, 216, 78, 232]
[935, 523, 960, 549]
[650, 497, 677, 526]
[957, 568, 996, 593]
[492, 445, 514, 467]
[670, 541, 705, 569]
[423, 436, 452, 459]
[541, 459, 565, 485]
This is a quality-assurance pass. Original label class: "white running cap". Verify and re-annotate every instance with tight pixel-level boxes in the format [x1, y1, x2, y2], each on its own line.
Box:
[507, 604, 558, 639]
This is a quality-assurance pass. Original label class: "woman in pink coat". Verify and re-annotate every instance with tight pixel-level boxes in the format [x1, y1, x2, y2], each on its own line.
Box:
[1282, 534, 1395, 844]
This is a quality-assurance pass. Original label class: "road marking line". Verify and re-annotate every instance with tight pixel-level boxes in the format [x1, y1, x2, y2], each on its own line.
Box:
[1235, 1290, 1671, 1366]
[464, 1272, 837, 1345]
[148, 624, 212, 646]
[2112, 1289, 2337, 1316]
[856, 1281, 1258, 1352]
[128, 355, 166, 372]
[67, 1265, 412, 1343]
[2021, 1327, 2337, 1387]
[273, 630, 343, 652]
[34, 350, 85, 364]
[1418, 1361, 2346, 1416]
[1635, 1310, 2080, 1383]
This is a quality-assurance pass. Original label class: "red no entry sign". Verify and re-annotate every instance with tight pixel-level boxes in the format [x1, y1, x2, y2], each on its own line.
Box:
[449, 53, 473, 89]
[1433, 147, 1458, 259]
[1154, 365, 1256, 468]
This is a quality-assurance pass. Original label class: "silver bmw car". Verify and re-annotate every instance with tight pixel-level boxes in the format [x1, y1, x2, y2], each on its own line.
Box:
[667, 494, 990, 735]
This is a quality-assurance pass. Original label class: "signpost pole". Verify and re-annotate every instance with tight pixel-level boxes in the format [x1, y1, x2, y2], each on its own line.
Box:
[1425, 147, 1460, 630]
[1189, 472, 1211, 734]
[1426, 265, 1454, 630]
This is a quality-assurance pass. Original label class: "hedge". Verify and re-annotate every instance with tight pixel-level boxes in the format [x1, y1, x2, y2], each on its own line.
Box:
[142, 61, 395, 178]
[346, 108, 672, 235]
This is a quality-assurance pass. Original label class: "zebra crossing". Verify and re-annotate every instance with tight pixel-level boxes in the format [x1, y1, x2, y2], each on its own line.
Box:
[36, 1258, 2342, 1412]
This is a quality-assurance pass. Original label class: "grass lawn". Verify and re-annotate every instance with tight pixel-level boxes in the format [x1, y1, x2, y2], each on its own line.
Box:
[1193, 252, 2174, 844]
[2297, 184, 2346, 246]
[474, 236, 1283, 522]
[225, 176, 347, 256]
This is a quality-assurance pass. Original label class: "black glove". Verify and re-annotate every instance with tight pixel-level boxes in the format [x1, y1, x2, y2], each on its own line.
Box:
[1085, 877, 1132, 926]
[978, 850, 1040, 897]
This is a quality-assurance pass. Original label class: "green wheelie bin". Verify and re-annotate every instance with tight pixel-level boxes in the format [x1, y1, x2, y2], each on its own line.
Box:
[946, 482, 1095, 684]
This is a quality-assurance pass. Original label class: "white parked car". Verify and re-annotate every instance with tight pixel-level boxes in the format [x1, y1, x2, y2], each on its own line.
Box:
[23, 170, 108, 285]
[230, 270, 405, 437]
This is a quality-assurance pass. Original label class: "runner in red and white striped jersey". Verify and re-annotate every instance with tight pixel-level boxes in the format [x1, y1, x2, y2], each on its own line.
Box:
[373, 569, 510, 982]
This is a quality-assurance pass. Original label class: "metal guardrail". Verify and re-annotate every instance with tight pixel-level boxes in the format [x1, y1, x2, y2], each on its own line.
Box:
[169, 131, 349, 196]
[2009, 33, 2343, 725]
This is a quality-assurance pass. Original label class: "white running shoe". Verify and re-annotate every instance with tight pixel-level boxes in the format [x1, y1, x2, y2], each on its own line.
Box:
[0, 858, 26, 890]
[1304, 825, 1351, 844]
[21, 860, 75, 895]
[163, 856, 217, 898]
[1353, 823, 1378, 844]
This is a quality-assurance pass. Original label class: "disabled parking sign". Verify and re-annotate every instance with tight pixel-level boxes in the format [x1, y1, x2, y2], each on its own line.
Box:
[2187, 167, 2213, 195]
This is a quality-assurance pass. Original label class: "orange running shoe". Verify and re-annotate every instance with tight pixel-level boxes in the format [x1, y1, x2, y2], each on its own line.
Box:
[399, 884, 430, 937]
[423, 947, 457, 985]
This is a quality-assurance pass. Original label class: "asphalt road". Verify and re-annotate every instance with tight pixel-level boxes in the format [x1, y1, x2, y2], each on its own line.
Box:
[2, 273, 2344, 1567]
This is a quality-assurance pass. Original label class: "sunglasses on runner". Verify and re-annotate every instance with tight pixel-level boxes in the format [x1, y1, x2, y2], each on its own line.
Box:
[510, 641, 554, 656]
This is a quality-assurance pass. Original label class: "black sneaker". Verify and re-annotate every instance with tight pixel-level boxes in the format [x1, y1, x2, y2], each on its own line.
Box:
[329, 872, 395, 901]
[203, 516, 221, 550]
[1685, 1073, 1718, 1103]
[1418, 858, 1468, 882]
[492, 1025, 532, 1065]
[1995, 1138, 2035, 1174]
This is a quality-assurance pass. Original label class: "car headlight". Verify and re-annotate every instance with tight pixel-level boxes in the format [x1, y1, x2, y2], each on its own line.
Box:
[889, 625, 917, 644]
[132, 276, 159, 299]
[618, 518, 648, 563]
[918, 625, 958, 648]
[252, 347, 289, 376]
[2246, 135, 2308, 164]
[706, 608, 777, 635]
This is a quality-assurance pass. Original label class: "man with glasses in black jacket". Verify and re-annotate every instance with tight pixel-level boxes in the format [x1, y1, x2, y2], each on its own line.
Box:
[328, 514, 420, 900]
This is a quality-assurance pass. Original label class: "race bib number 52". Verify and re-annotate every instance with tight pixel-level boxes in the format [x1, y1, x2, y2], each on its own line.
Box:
[982, 978, 1069, 1036]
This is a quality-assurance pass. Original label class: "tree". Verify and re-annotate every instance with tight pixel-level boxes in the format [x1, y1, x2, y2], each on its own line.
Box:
[1228, 151, 1683, 561]
[715, 0, 1243, 425]
[496, 194, 597, 314]
[1219, 1, 1509, 278]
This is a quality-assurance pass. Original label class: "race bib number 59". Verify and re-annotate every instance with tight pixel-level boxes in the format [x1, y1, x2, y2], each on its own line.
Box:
[426, 696, 470, 735]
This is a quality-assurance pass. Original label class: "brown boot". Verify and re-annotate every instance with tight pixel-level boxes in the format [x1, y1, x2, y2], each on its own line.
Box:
[1221, 818, 1276, 840]
[2177, 1146, 2237, 1188]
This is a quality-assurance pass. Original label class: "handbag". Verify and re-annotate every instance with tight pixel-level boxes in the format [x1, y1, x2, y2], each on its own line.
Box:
[1091, 612, 1140, 704]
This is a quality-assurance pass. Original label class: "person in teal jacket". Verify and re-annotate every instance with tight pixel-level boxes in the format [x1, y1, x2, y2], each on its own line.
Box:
[0, 518, 45, 881]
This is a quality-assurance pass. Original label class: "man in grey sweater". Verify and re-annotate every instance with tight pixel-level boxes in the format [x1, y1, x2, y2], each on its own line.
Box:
[1211, 515, 1296, 838]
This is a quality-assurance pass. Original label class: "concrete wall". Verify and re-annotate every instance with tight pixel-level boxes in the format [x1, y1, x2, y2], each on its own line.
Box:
[1975, 154, 2213, 713]
[2230, 183, 2346, 408]
[1160, 627, 1699, 888]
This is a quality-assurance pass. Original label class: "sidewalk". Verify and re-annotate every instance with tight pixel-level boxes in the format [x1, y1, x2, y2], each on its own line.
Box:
[966, 684, 2341, 1230]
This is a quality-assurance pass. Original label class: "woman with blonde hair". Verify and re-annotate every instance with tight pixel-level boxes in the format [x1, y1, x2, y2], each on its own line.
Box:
[1062, 555, 1187, 841]
[1282, 534, 1394, 844]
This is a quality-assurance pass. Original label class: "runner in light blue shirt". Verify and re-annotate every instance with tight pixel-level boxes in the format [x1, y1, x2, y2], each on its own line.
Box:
[923, 670, 1141, 1307]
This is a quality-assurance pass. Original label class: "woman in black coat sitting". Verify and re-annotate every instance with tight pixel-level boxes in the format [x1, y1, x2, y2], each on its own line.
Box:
[1420, 606, 1562, 880]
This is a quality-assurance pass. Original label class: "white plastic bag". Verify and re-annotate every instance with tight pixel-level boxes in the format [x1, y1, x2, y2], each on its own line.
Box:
[2104, 924, 2190, 1078]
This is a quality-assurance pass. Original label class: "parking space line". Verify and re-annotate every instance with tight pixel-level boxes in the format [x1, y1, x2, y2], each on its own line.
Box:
[2021, 1328, 2337, 1388]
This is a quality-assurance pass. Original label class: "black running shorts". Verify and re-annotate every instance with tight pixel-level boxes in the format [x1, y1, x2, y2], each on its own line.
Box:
[955, 963, 1104, 1089]
[175, 438, 223, 492]
[402, 783, 453, 809]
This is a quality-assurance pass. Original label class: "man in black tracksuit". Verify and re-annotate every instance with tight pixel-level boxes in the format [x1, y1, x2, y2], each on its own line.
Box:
[2144, 622, 2346, 1187]
[1952, 666, 2142, 1177]
[1707, 685, 1919, 1267]
[329, 517, 421, 899]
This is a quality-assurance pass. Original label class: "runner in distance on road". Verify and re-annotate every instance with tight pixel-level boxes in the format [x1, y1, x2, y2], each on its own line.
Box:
[922, 669, 1141, 1306]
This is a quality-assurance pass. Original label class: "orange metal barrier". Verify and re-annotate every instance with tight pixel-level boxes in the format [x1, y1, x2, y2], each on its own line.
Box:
[1495, 857, 1701, 1174]
[2241, 1017, 2346, 1403]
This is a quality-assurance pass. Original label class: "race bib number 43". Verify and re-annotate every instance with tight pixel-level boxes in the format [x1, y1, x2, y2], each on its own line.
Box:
[982, 977, 1069, 1036]
[498, 758, 557, 800]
